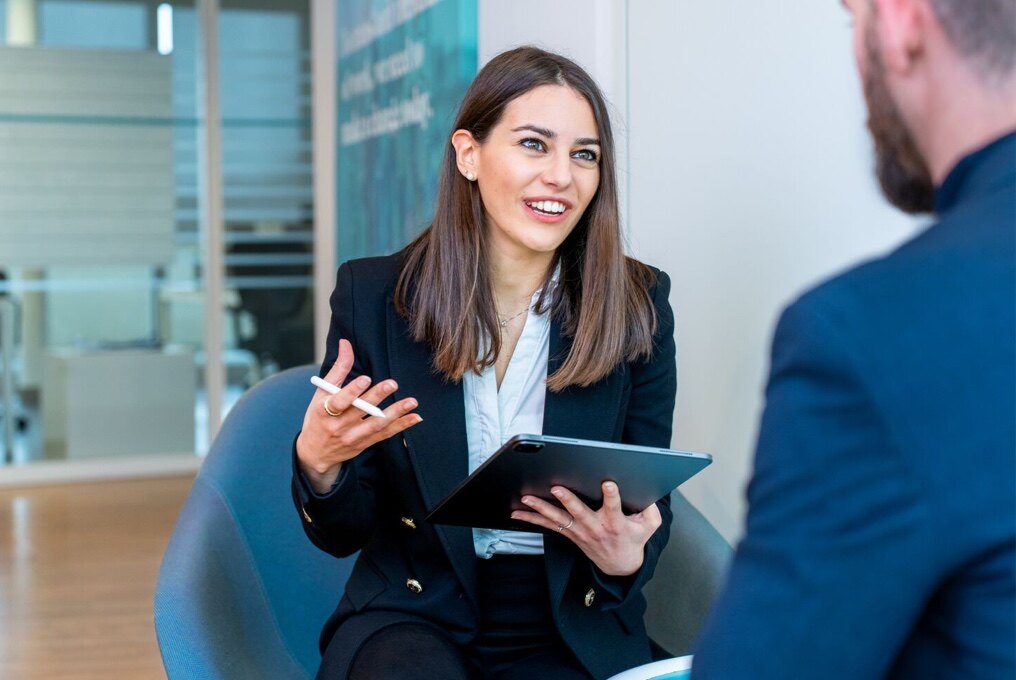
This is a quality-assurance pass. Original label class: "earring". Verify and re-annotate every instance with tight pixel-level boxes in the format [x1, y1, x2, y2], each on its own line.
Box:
[464, 170, 476, 181]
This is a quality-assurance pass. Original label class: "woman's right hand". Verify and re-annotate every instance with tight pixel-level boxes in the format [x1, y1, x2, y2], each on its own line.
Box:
[296, 338, 423, 493]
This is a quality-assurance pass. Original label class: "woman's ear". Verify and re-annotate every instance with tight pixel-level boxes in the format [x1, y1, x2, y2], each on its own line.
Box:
[451, 129, 479, 181]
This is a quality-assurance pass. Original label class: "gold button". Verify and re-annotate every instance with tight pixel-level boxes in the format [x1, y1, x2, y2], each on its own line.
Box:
[400, 516, 417, 529]
[300, 506, 312, 524]
[406, 578, 423, 594]
[583, 588, 595, 607]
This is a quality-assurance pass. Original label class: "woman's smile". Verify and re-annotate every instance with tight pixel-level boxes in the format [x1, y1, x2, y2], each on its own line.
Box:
[522, 196, 573, 223]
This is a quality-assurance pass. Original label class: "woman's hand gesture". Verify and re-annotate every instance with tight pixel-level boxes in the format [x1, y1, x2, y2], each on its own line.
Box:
[511, 481, 662, 577]
[296, 339, 423, 493]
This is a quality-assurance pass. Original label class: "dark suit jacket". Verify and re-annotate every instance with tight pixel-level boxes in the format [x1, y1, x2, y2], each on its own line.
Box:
[292, 253, 678, 679]
[693, 134, 1016, 678]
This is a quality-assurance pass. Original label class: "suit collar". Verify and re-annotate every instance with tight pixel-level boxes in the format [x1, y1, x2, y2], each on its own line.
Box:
[935, 130, 1016, 215]
[542, 317, 627, 603]
[544, 317, 627, 440]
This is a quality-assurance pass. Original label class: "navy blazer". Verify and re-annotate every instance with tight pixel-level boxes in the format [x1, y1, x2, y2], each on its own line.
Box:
[293, 253, 678, 679]
[693, 134, 1016, 678]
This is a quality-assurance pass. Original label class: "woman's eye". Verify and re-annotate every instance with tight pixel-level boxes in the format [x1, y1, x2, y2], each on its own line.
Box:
[573, 149, 598, 163]
[520, 138, 546, 152]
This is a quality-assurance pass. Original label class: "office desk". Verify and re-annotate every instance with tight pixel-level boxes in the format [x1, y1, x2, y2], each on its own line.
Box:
[42, 348, 195, 458]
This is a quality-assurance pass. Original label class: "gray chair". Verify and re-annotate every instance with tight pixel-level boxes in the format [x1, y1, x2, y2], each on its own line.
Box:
[154, 365, 354, 680]
[153, 363, 730, 678]
[645, 491, 732, 656]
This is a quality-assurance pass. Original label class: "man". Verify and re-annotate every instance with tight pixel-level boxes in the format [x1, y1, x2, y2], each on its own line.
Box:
[692, 0, 1015, 677]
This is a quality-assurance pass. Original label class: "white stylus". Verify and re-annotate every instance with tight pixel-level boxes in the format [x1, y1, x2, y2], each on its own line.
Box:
[310, 375, 387, 418]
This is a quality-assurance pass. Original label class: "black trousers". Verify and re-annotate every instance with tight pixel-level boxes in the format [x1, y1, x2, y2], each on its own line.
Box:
[317, 554, 593, 680]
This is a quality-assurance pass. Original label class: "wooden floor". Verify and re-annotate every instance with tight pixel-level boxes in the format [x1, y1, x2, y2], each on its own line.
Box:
[0, 475, 194, 680]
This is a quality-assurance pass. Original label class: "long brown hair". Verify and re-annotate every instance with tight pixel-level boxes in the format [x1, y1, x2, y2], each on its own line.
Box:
[395, 46, 658, 391]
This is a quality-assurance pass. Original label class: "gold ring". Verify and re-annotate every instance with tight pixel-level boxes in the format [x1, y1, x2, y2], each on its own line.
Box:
[323, 396, 343, 417]
[557, 519, 574, 532]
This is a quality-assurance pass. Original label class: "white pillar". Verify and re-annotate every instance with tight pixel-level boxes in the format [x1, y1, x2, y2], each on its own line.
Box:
[198, 0, 225, 446]
[311, 0, 336, 363]
[6, 0, 38, 46]
[6, 0, 45, 395]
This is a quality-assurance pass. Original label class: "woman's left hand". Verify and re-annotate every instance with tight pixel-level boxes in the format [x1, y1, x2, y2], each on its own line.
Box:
[511, 482, 662, 577]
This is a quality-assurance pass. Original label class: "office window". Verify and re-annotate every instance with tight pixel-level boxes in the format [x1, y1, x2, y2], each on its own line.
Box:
[170, 1, 313, 446]
[219, 5, 314, 378]
[40, 0, 148, 49]
[0, 0, 313, 467]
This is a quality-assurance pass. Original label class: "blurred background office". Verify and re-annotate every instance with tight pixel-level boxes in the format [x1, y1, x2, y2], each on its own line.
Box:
[0, 0, 917, 676]
[0, 0, 314, 472]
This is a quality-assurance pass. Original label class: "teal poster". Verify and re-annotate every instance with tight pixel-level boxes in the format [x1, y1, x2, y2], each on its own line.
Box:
[336, 0, 477, 261]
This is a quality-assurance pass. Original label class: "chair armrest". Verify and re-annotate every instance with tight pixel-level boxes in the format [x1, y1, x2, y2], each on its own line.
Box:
[643, 492, 732, 656]
[154, 478, 311, 680]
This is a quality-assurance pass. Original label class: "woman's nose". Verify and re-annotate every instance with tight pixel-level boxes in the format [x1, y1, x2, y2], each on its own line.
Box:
[540, 152, 573, 188]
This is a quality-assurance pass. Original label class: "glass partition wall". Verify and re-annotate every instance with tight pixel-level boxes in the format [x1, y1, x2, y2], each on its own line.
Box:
[0, 0, 314, 473]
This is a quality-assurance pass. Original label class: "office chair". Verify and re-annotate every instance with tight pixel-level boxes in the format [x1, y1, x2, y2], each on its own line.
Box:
[644, 491, 732, 657]
[612, 490, 732, 680]
[154, 365, 355, 680]
[154, 365, 730, 679]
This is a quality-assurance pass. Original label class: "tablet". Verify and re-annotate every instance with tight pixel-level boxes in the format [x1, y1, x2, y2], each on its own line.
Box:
[425, 434, 711, 530]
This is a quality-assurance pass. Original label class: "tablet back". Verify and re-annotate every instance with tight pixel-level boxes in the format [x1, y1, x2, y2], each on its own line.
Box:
[426, 434, 711, 530]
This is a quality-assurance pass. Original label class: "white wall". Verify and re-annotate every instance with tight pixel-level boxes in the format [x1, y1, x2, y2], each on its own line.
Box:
[626, 1, 918, 541]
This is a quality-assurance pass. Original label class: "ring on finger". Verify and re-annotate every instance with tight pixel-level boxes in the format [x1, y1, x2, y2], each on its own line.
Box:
[557, 518, 575, 532]
[323, 396, 343, 417]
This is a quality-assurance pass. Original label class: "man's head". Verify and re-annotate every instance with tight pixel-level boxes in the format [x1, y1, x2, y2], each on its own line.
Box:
[843, 0, 1016, 213]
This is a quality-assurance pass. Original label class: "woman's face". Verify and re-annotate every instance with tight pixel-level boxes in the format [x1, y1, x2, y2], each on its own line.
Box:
[455, 85, 602, 262]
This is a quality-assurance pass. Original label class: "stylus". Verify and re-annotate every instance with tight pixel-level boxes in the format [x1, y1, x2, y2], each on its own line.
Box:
[310, 375, 387, 418]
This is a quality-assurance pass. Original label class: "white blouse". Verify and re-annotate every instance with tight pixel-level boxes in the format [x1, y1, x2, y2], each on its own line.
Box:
[462, 275, 558, 558]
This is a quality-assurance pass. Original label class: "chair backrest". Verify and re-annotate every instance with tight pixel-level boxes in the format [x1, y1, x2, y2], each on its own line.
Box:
[155, 365, 354, 680]
[644, 492, 732, 656]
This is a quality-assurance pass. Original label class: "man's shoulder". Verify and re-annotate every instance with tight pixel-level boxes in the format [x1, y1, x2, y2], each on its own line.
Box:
[783, 242, 911, 332]
[792, 203, 1012, 324]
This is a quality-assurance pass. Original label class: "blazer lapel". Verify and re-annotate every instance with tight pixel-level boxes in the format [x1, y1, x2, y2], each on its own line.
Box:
[542, 317, 627, 608]
[385, 299, 478, 604]
[542, 320, 626, 441]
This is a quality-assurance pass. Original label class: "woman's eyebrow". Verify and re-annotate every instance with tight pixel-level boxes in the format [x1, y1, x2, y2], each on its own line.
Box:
[511, 124, 600, 146]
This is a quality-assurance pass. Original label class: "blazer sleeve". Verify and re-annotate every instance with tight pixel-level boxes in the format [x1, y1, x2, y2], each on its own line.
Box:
[589, 269, 678, 608]
[691, 296, 934, 678]
[291, 261, 388, 558]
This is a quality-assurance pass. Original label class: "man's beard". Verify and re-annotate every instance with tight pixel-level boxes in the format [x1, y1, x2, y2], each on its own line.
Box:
[863, 25, 936, 214]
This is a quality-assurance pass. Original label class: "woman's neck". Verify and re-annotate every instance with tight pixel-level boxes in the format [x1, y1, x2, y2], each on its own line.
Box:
[487, 247, 554, 312]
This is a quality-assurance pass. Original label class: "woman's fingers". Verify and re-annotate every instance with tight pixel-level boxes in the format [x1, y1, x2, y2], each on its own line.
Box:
[322, 339, 355, 385]
[599, 481, 625, 522]
[354, 379, 399, 406]
[369, 411, 424, 447]
[512, 484, 660, 576]
[519, 492, 579, 531]
[317, 374, 373, 418]
[511, 508, 564, 532]
[339, 396, 421, 445]
[549, 486, 594, 524]
[634, 498, 663, 531]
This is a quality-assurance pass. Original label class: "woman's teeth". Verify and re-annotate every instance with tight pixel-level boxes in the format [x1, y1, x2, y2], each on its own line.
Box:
[526, 200, 566, 215]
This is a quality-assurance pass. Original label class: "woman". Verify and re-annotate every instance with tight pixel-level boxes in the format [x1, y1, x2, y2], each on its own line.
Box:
[293, 46, 677, 680]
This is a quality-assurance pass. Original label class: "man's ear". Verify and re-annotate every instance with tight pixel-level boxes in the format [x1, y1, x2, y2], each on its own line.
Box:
[872, 0, 929, 74]
[451, 129, 480, 179]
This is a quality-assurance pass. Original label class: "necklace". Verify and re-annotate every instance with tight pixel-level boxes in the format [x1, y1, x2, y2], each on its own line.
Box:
[498, 306, 530, 330]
